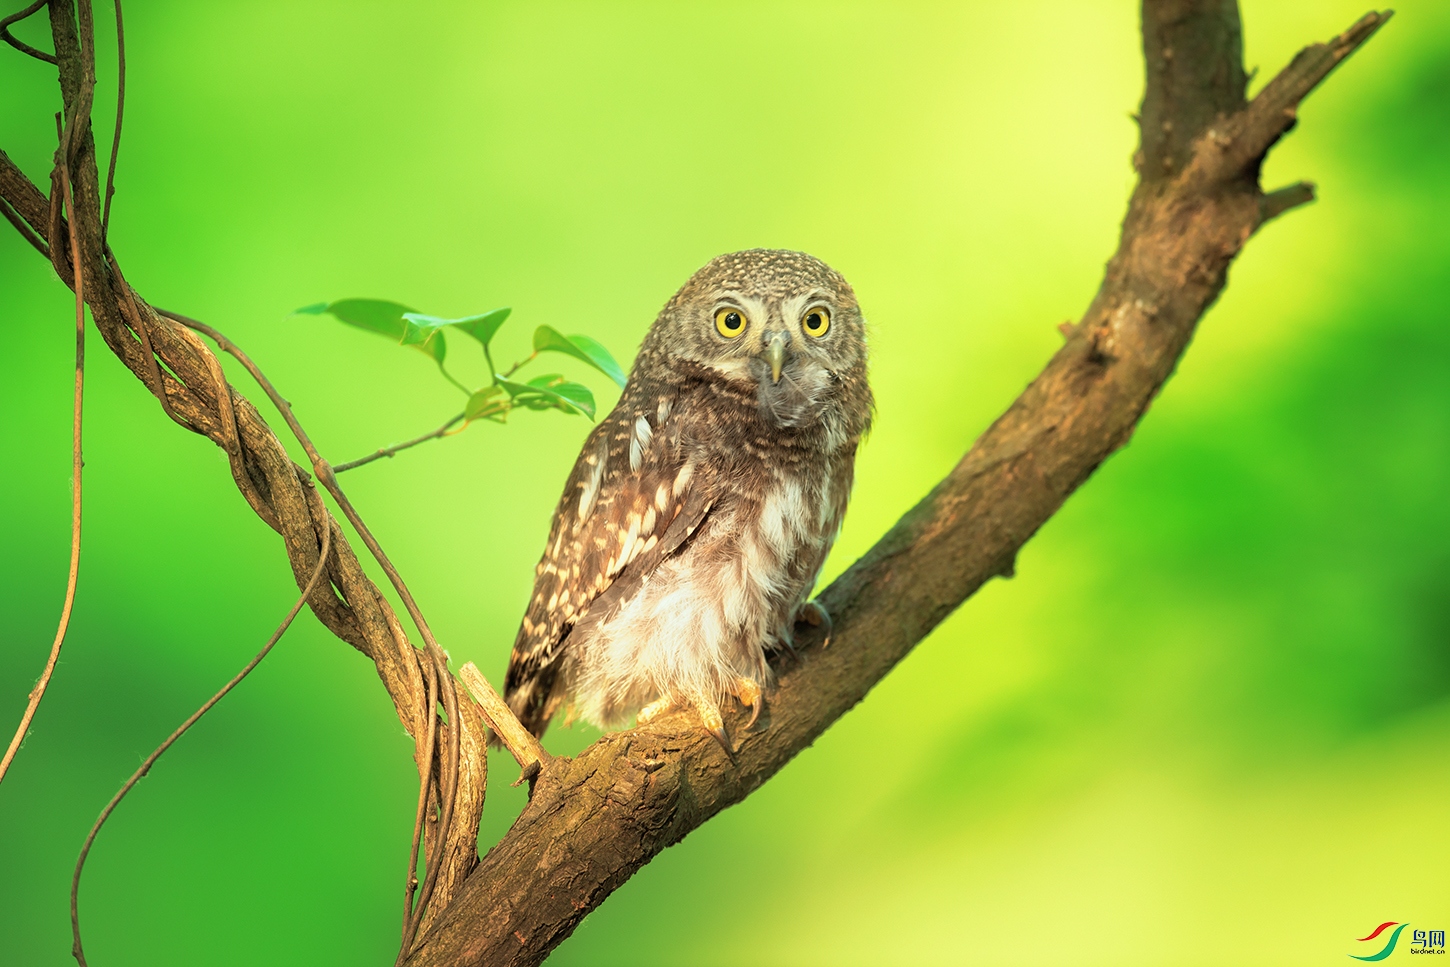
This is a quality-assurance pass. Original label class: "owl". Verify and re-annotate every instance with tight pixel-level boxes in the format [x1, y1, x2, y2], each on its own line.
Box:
[503, 249, 873, 750]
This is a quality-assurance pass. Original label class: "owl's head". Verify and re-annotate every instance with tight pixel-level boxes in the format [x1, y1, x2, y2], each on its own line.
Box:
[642, 249, 870, 429]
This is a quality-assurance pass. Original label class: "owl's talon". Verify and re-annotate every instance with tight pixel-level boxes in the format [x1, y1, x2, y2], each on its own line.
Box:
[699, 704, 735, 759]
[734, 677, 764, 730]
[707, 723, 734, 758]
[796, 600, 833, 648]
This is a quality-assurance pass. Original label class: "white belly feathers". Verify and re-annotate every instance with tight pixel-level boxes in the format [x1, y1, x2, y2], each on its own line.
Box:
[569, 473, 831, 729]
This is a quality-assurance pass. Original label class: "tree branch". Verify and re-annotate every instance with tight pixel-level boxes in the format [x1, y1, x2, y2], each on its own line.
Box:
[333, 411, 467, 474]
[1137, 0, 1246, 180]
[459, 663, 549, 781]
[399, 6, 1390, 965]
[0, 194, 48, 257]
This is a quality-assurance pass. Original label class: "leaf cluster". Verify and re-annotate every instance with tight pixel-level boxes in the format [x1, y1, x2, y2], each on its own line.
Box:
[295, 299, 626, 428]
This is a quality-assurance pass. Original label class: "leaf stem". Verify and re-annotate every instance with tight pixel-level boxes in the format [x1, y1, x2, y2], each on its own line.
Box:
[437, 361, 471, 396]
[481, 341, 498, 386]
[502, 350, 538, 380]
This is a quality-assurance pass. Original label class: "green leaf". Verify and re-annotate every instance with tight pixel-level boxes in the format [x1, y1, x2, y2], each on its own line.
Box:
[402, 307, 512, 350]
[565, 334, 627, 388]
[547, 380, 597, 419]
[399, 315, 442, 345]
[464, 385, 506, 420]
[300, 298, 446, 364]
[455, 308, 512, 347]
[302, 298, 410, 339]
[532, 326, 627, 388]
[497, 376, 596, 419]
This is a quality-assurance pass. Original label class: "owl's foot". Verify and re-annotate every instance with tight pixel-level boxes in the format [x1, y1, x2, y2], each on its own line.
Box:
[697, 703, 734, 759]
[638, 695, 736, 758]
[733, 677, 764, 730]
[635, 695, 676, 726]
[796, 599, 833, 648]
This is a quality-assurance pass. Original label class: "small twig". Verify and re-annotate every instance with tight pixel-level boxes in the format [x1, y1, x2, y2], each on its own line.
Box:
[0, 0, 56, 64]
[480, 341, 498, 384]
[459, 663, 548, 781]
[0, 147, 84, 789]
[1260, 180, 1316, 224]
[100, 0, 124, 240]
[70, 525, 332, 967]
[334, 411, 466, 473]
[1224, 11, 1392, 175]
[0, 194, 48, 257]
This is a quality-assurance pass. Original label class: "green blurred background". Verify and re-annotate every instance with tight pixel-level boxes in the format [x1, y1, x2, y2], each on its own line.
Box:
[2, 2, 1446, 964]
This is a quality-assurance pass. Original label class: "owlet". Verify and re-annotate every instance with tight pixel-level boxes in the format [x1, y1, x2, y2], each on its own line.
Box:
[503, 249, 873, 749]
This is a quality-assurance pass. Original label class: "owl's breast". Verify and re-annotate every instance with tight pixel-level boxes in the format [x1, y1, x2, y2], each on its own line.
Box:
[556, 388, 860, 728]
[719, 447, 853, 621]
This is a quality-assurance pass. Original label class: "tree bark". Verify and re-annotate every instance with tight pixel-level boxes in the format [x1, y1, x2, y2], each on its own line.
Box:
[0, 2, 1388, 965]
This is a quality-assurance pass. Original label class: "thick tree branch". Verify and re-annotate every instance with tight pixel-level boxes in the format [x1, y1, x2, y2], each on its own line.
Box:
[399, 6, 1389, 965]
[1138, 0, 1246, 179]
[0, 147, 50, 229]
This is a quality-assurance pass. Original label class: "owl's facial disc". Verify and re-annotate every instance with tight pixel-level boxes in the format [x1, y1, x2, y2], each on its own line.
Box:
[651, 250, 867, 428]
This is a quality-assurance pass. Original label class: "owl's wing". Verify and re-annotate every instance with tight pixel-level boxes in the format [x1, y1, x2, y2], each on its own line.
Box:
[504, 396, 713, 736]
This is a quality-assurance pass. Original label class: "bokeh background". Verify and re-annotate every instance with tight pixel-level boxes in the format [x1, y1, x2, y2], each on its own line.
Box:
[2, 2, 1447, 964]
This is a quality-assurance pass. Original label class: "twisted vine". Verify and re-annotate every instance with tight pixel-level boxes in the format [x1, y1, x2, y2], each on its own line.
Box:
[1, 0, 494, 947]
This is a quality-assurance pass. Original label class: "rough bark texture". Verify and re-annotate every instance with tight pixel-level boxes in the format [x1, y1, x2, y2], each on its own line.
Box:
[0, 2, 1387, 965]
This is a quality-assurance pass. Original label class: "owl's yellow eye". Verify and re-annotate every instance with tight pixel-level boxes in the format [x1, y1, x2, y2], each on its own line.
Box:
[802, 306, 831, 337]
[715, 307, 747, 338]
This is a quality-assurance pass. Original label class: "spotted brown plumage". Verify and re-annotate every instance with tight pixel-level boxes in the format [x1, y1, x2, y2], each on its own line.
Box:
[504, 249, 873, 747]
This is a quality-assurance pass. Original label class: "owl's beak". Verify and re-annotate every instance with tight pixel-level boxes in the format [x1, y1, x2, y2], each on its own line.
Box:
[764, 332, 788, 384]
